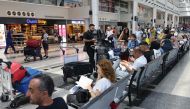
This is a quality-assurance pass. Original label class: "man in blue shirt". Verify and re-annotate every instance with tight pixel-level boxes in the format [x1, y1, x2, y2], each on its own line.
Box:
[128, 34, 139, 49]
[4, 27, 16, 54]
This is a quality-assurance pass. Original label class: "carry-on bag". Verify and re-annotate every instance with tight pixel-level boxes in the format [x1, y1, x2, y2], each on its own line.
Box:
[14, 67, 42, 94]
[26, 39, 41, 48]
[62, 62, 93, 83]
[4, 62, 27, 84]
[9, 93, 30, 109]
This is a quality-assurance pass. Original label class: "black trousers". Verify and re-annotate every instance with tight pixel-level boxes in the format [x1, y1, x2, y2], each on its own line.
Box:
[86, 46, 95, 70]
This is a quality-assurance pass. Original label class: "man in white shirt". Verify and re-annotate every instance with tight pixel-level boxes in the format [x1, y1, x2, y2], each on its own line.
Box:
[41, 29, 49, 59]
[135, 28, 143, 43]
[120, 48, 147, 73]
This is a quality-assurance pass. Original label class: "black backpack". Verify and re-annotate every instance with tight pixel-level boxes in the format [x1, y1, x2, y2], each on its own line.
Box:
[67, 88, 91, 107]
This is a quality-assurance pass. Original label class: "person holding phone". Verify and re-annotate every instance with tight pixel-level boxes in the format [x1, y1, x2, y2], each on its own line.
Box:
[120, 48, 147, 73]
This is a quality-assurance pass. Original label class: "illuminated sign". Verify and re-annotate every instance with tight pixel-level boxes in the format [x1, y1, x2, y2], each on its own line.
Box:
[38, 19, 47, 25]
[26, 19, 38, 24]
[26, 19, 46, 25]
[72, 21, 84, 24]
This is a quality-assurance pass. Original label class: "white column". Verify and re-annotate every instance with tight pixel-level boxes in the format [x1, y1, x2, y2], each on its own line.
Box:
[164, 12, 168, 28]
[84, 18, 90, 31]
[177, 16, 179, 27]
[91, 0, 99, 29]
[153, 8, 157, 27]
[128, 1, 132, 31]
[172, 15, 175, 28]
[132, 0, 138, 33]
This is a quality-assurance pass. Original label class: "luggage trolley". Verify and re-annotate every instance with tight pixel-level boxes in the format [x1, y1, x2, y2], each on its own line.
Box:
[0, 59, 14, 102]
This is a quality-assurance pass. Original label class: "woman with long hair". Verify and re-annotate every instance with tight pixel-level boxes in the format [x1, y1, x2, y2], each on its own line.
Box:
[87, 59, 116, 98]
[118, 27, 129, 44]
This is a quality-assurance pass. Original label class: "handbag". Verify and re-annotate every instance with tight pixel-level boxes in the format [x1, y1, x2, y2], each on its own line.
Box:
[67, 87, 91, 107]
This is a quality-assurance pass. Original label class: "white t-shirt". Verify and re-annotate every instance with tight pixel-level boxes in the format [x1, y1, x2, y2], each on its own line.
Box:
[42, 33, 48, 42]
[153, 49, 162, 59]
[132, 55, 147, 70]
[93, 78, 112, 93]
[135, 30, 143, 42]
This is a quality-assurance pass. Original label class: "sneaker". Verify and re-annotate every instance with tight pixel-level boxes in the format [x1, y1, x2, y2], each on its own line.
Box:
[44, 56, 48, 59]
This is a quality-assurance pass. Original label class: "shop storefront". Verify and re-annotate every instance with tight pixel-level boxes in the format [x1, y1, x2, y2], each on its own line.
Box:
[0, 18, 67, 46]
[66, 20, 85, 42]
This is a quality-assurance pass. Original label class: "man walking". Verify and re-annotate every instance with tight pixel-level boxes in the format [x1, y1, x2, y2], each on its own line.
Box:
[4, 27, 16, 54]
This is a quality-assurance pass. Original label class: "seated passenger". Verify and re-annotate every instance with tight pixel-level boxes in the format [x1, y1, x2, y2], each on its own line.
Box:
[150, 41, 162, 59]
[161, 34, 173, 52]
[139, 41, 154, 62]
[171, 36, 180, 48]
[127, 34, 139, 50]
[120, 48, 147, 73]
[27, 74, 68, 109]
[113, 49, 131, 79]
[87, 59, 116, 98]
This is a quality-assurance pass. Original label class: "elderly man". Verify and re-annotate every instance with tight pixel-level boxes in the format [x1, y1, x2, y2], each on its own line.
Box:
[27, 74, 68, 109]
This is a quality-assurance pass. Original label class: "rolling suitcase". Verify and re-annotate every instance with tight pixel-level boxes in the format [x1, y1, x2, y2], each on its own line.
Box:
[62, 62, 93, 83]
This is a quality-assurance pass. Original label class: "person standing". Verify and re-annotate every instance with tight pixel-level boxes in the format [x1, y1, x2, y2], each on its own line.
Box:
[83, 24, 96, 70]
[41, 29, 49, 59]
[4, 27, 16, 54]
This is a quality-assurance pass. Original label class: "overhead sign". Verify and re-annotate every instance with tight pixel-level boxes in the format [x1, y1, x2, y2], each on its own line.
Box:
[26, 19, 47, 25]
[26, 19, 37, 24]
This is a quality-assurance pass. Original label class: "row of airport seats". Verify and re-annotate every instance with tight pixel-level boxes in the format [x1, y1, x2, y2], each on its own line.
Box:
[72, 39, 190, 109]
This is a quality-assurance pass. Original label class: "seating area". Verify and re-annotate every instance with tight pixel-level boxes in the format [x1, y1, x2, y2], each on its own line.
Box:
[73, 39, 190, 109]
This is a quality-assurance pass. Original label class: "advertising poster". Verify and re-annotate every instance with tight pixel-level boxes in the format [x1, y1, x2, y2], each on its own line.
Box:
[58, 25, 62, 37]
[0, 24, 6, 48]
[61, 25, 67, 42]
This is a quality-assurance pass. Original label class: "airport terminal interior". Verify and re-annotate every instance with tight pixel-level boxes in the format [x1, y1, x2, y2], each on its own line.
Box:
[1, 0, 190, 109]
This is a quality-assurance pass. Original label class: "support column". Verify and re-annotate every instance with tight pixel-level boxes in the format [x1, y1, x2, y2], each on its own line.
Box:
[172, 15, 175, 28]
[177, 16, 179, 27]
[164, 12, 168, 28]
[132, 0, 138, 33]
[84, 18, 90, 31]
[128, 1, 132, 31]
[91, 0, 99, 29]
[153, 8, 157, 27]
